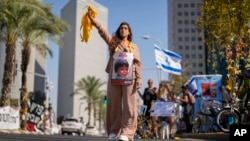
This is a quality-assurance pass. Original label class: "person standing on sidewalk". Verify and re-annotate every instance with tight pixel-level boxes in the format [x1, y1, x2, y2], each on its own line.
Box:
[88, 10, 142, 141]
[137, 79, 158, 138]
[178, 86, 192, 133]
[137, 79, 157, 119]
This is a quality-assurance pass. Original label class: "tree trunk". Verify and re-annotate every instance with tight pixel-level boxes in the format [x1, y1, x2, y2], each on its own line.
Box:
[0, 43, 16, 106]
[20, 46, 31, 130]
[93, 104, 96, 126]
[87, 100, 91, 126]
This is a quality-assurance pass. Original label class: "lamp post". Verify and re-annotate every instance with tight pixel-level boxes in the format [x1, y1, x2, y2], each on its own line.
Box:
[142, 35, 163, 49]
[45, 76, 53, 108]
[142, 35, 165, 82]
[79, 102, 84, 117]
[24, 71, 53, 108]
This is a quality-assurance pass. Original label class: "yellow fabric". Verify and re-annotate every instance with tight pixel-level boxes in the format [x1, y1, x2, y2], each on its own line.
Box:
[80, 5, 97, 43]
[114, 42, 133, 53]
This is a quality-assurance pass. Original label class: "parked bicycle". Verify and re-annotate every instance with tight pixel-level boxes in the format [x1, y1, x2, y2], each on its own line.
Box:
[135, 105, 153, 139]
[216, 73, 250, 133]
[192, 97, 222, 133]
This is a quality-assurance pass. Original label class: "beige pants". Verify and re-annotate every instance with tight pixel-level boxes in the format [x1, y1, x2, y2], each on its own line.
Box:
[106, 78, 137, 141]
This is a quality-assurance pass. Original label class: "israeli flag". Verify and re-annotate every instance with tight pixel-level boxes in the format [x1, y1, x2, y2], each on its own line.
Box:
[154, 44, 182, 75]
[186, 77, 199, 95]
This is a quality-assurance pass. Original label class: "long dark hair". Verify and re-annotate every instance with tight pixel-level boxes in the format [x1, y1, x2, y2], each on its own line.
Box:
[114, 22, 133, 41]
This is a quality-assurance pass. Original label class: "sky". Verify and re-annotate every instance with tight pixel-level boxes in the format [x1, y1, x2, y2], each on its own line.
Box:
[43, 0, 168, 111]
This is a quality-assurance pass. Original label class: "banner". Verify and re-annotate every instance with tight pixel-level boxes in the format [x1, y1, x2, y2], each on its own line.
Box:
[151, 101, 175, 117]
[27, 101, 45, 124]
[0, 106, 19, 129]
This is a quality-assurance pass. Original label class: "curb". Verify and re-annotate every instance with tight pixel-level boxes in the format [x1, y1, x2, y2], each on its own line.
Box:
[0, 129, 49, 135]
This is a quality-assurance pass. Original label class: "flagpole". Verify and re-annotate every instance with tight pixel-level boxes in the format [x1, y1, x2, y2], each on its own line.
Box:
[142, 35, 164, 83]
[143, 67, 161, 85]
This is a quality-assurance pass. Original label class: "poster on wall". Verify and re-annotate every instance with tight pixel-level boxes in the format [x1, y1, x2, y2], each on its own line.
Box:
[111, 52, 133, 85]
[201, 82, 217, 98]
[0, 106, 19, 129]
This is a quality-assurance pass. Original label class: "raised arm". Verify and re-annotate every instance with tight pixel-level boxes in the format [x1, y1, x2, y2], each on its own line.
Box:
[88, 11, 112, 45]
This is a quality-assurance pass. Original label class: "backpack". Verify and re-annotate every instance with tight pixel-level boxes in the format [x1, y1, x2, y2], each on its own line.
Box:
[187, 91, 196, 104]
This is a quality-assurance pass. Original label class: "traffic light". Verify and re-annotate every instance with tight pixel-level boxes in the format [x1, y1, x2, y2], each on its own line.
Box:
[103, 95, 107, 104]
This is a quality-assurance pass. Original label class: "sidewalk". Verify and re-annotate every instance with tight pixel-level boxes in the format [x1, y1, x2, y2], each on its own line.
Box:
[0, 129, 50, 135]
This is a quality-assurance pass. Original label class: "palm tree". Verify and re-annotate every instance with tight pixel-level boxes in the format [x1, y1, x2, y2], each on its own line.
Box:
[92, 90, 103, 126]
[0, 0, 69, 129]
[18, 3, 69, 129]
[0, 0, 26, 106]
[97, 97, 106, 132]
[73, 76, 106, 126]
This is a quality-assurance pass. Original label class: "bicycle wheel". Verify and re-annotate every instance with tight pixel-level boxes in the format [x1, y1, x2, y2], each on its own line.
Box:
[216, 108, 240, 133]
[192, 116, 201, 134]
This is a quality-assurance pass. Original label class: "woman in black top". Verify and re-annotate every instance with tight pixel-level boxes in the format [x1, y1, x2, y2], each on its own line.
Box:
[138, 79, 157, 118]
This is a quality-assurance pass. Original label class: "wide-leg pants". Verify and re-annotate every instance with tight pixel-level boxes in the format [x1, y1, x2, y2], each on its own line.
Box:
[106, 78, 137, 141]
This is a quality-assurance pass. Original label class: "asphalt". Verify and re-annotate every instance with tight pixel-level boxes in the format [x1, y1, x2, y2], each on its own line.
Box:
[176, 132, 229, 140]
[0, 129, 229, 140]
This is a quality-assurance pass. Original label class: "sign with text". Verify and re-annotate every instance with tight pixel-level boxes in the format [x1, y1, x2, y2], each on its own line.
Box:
[151, 101, 175, 117]
[230, 125, 250, 140]
[27, 101, 45, 124]
[0, 106, 19, 129]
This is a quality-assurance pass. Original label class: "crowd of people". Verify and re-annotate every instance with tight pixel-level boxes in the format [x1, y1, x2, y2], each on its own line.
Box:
[137, 79, 194, 139]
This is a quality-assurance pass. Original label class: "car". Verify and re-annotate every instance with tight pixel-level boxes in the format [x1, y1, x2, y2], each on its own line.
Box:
[51, 123, 61, 135]
[85, 126, 100, 136]
[61, 117, 86, 136]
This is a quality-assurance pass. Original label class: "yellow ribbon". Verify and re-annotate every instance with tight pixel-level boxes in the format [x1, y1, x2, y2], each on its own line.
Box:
[80, 5, 97, 43]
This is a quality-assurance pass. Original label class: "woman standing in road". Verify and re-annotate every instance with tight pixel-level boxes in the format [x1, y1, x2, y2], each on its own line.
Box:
[88, 9, 142, 141]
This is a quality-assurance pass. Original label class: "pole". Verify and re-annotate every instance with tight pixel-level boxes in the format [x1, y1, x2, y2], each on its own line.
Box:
[45, 76, 49, 108]
[142, 35, 165, 82]
[79, 102, 83, 117]
[18, 70, 53, 107]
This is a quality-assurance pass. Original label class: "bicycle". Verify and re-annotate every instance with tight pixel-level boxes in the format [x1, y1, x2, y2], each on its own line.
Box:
[216, 73, 250, 133]
[135, 105, 153, 139]
[192, 97, 222, 133]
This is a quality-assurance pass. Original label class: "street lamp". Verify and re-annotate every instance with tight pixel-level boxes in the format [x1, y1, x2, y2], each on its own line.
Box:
[23, 71, 53, 108]
[142, 35, 167, 82]
[79, 102, 84, 117]
[45, 76, 53, 108]
[142, 35, 163, 49]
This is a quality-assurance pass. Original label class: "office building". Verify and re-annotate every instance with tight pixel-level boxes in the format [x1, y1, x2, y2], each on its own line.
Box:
[57, 0, 107, 124]
[168, 0, 206, 77]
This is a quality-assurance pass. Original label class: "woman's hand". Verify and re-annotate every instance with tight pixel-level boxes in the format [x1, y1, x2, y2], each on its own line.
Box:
[136, 78, 142, 89]
[136, 82, 142, 89]
[88, 10, 94, 22]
